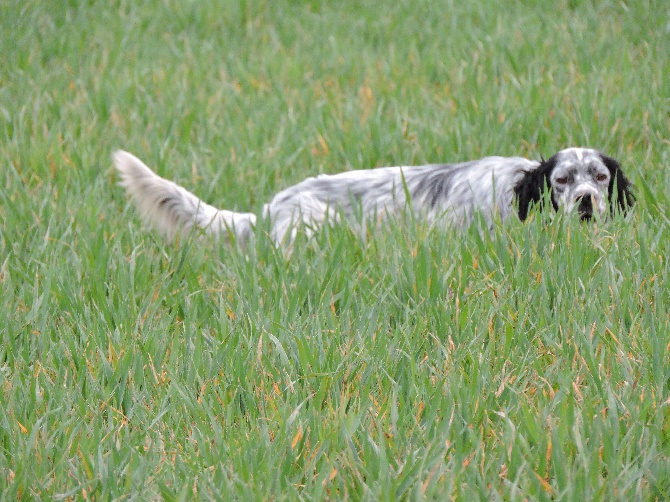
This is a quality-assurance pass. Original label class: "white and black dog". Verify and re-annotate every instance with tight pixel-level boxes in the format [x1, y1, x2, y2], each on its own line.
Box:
[113, 147, 633, 247]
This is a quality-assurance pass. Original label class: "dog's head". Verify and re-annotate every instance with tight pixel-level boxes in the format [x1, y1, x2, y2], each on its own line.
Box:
[514, 148, 634, 221]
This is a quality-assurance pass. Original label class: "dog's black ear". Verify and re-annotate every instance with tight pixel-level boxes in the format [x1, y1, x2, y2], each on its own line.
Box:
[601, 154, 634, 214]
[514, 156, 558, 221]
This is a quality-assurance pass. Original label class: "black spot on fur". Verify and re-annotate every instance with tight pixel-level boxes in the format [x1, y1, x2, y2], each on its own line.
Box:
[514, 155, 558, 221]
[601, 154, 635, 214]
[412, 163, 471, 209]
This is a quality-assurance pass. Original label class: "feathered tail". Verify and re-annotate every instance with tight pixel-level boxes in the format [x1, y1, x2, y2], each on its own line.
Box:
[113, 150, 256, 243]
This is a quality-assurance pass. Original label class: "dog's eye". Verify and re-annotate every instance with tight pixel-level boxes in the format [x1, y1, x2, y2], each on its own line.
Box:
[596, 173, 608, 182]
[555, 177, 569, 185]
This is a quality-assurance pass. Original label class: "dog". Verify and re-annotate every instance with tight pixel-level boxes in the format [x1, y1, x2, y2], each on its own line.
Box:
[113, 147, 634, 247]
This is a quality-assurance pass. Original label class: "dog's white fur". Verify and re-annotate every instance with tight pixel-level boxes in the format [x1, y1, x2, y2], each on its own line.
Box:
[113, 147, 632, 247]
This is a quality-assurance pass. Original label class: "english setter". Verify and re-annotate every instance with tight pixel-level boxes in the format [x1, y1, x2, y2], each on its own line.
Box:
[113, 147, 633, 247]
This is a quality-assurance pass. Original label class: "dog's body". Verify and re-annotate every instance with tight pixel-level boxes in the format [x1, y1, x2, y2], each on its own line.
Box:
[113, 147, 633, 247]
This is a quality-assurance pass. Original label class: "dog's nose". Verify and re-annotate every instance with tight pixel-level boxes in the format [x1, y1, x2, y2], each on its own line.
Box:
[577, 195, 593, 220]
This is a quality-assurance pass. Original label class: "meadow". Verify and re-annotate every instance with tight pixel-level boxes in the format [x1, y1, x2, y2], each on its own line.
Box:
[1, 0, 669, 499]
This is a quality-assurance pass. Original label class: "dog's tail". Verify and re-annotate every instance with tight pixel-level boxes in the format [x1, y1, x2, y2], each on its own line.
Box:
[113, 150, 256, 243]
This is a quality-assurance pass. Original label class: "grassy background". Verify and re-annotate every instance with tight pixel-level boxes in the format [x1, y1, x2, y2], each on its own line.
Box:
[1, 0, 670, 499]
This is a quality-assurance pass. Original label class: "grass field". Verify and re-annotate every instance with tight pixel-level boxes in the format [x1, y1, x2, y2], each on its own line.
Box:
[1, 0, 670, 499]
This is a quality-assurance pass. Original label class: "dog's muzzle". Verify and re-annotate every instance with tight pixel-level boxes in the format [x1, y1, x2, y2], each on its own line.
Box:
[576, 194, 594, 220]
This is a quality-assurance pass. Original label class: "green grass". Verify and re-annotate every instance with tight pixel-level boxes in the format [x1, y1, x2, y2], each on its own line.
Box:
[1, 0, 670, 499]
